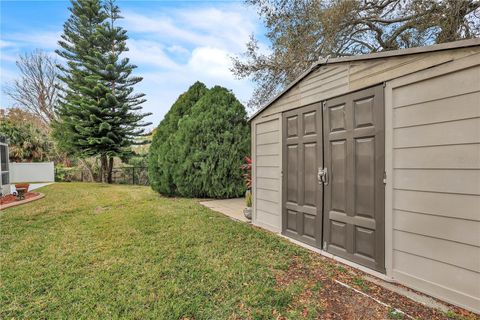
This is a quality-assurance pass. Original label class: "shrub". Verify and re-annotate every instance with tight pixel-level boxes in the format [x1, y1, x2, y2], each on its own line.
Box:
[0, 118, 52, 162]
[54, 165, 82, 182]
[148, 82, 208, 195]
[241, 156, 252, 189]
[172, 86, 250, 198]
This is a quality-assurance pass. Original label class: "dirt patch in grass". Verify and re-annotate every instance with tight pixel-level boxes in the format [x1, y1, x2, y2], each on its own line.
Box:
[273, 254, 479, 320]
[274, 257, 388, 319]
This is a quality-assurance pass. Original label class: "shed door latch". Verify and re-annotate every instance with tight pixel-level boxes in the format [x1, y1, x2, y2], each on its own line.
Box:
[318, 167, 328, 185]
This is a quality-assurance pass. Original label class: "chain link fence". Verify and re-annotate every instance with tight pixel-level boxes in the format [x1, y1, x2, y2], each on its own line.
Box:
[55, 166, 149, 186]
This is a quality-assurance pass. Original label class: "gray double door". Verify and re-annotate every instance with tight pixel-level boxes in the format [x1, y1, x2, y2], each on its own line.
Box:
[282, 85, 385, 273]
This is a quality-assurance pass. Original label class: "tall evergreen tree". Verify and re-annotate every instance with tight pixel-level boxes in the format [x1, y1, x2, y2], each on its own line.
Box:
[148, 81, 208, 195]
[54, 0, 151, 183]
[172, 86, 250, 198]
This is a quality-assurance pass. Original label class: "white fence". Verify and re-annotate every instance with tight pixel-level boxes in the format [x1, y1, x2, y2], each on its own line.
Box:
[9, 162, 55, 183]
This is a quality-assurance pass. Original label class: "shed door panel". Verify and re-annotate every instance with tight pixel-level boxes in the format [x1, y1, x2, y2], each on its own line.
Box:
[323, 85, 385, 273]
[282, 104, 323, 247]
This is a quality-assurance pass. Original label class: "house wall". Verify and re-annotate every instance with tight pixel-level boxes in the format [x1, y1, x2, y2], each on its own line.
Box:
[385, 54, 480, 313]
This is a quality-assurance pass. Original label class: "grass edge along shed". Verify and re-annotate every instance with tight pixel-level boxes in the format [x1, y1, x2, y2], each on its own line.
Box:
[249, 38, 480, 314]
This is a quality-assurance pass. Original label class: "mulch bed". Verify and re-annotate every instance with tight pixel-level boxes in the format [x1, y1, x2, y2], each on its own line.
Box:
[275, 254, 479, 320]
[1, 192, 40, 206]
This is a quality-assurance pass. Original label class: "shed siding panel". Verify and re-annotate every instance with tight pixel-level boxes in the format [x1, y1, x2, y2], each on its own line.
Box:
[393, 169, 480, 195]
[393, 91, 480, 128]
[256, 209, 281, 228]
[393, 144, 480, 169]
[256, 177, 280, 191]
[253, 117, 282, 232]
[393, 190, 480, 221]
[256, 144, 280, 156]
[256, 155, 280, 167]
[393, 251, 480, 304]
[393, 230, 479, 272]
[390, 64, 480, 313]
[256, 199, 279, 215]
[256, 167, 280, 178]
[393, 210, 480, 246]
[349, 48, 478, 92]
[261, 65, 349, 117]
[256, 188, 280, 203]
[302, 65, 345, 86]
[257, 131, 280, 145]
[393, 117, 480, 148]
[392, 65, 480, 107]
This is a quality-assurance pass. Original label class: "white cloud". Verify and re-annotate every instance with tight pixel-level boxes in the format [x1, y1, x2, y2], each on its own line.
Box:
[0, 4, 263, 125]
[167, 45, 189, 56]
[3, 31, 60, 50]
[187, 47, 232, 79]
[122, 5, 258, 53]
[0, 39, 15, 49]
[126, 39, 178, 69]
[175, 7, 256, 51]
[119, 5, 261, 125]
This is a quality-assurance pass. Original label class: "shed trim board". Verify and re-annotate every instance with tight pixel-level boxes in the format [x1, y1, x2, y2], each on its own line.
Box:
[250, 41, 480, 314]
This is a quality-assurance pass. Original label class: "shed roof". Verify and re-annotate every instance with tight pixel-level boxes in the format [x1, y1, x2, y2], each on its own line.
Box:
[249, 38, 480, 121]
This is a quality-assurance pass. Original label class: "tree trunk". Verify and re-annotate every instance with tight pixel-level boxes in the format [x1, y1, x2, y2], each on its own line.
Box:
[107, 156, 114, 184]
[100, 155, 108, 183]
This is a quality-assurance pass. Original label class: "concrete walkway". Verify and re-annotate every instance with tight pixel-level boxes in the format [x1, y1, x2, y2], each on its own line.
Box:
[29, 183, 53, 191]
[10, 182, 53, 193]
[200, 198, 249, 223]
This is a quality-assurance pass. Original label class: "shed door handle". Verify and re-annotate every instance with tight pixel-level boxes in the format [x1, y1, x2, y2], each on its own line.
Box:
[318, 167, 328, 185]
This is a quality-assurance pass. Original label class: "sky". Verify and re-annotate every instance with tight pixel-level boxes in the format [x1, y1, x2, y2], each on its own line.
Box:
[0, 0, 268, 128]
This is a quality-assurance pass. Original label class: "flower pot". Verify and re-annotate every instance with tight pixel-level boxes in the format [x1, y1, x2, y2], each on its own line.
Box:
[243, 207, 252, 220]
[14, 184, 30, 201]
[15, 183, 30, 192]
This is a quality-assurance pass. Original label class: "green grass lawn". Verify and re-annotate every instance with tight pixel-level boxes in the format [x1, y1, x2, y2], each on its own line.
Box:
[1, 183, 473, 320]
[1, 183, 310, 319]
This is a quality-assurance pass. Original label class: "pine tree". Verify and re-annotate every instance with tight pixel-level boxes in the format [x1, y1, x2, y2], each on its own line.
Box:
[54, 0, 151, 183]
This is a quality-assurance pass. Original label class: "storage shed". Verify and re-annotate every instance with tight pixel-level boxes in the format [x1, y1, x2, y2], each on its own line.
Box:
[249, 39, 480, 313]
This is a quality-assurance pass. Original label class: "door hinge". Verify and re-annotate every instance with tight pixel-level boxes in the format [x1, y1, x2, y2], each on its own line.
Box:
[383, 171, 387, 185]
